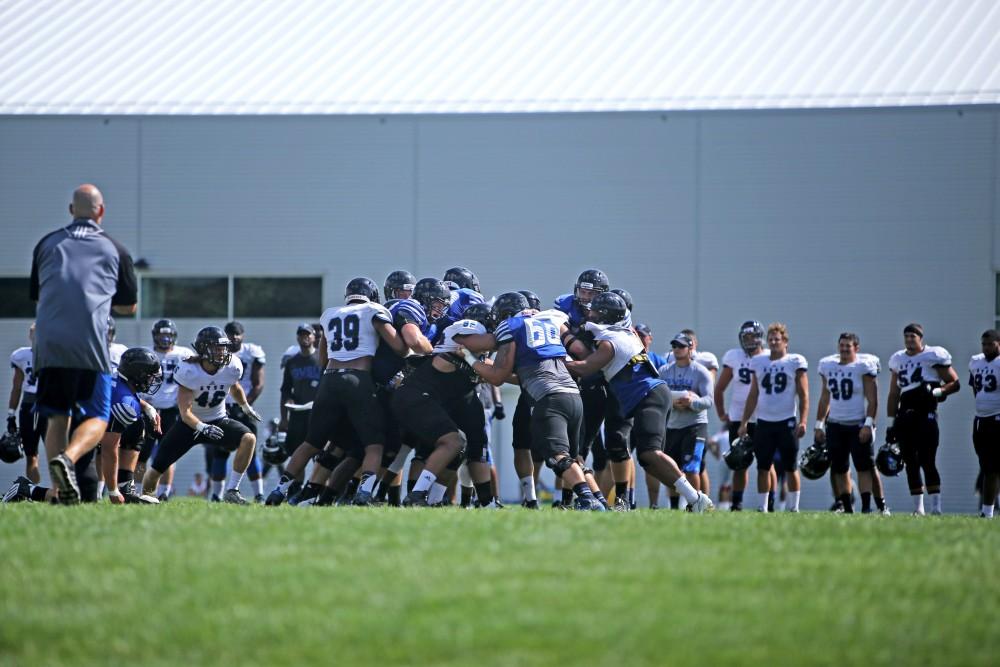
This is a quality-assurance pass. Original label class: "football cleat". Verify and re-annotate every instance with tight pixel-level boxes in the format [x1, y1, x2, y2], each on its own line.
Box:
[402, 490, 429, 507]
[880, 507, 892, 517]
[210, 493, 221, 503]
[352, 489, 374, 506]
[481, 498, 503, 509]
[253, 493, 265, 504]
[157, 493, 170, 503]
[521, 499, 539, 510]
[222, 489, 248, 505]
[689, 492, 715, 513]
[613, 496, 631, 512]
[264, 488, 285, 506]
[3, 476, 31, 503]
[49, 454, 80, 505]
[573, 496, 606, 511]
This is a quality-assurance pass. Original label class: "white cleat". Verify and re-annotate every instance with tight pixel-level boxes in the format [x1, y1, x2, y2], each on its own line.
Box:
[690, 492, 714, 513]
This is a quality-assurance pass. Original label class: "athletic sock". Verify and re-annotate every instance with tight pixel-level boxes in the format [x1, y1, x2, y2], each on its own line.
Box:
[406, 478, 418, 493]
[562, 488, 574, 505]
[731, 490, 744, 509]
[912, 494, 925, 514]
[592, 490, 609, 508]
[96, 481, 105, 497]
[982, 504, 995, 518]
[572, 482, 594, 499]
[251, 478, 263, 496]
[225, 470, 244, 492]
[157, 484, 169, 498]
[874, 495, 886, 511]
[460, 485, 474, 507]
[786, 490, 800, 512]
[428, 482, 448, 505]
[627, 487, 636, 510]
[277, 474, 293, 493]
[117, 469, 133, 486]
[861, 492, 872, 513]
[388, 485, 401, 506]
[758, 492, 770, 512]
[672, 477, 699, 504]
[359, 472, 377, 494]
[520, 476, 537, 502]
[474, 481, 493, 506]
[615, 481, 628, 501]
[929, 493, 942, 513]
[767, 491, 775, 512]
[839, 493, 853, 513]
[211, 480, 224, 497]
[669, 495, 680, 510]
[412, 469, 437, 494]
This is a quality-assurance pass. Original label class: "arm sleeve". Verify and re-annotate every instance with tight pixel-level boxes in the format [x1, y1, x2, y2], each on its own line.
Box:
[690, 366, 715, 411]
[108, 235, 138, 307]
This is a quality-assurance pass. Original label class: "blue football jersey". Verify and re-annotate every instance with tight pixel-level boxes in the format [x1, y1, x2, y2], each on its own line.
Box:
[495, 314, 567, 367]
[434, 289, 485, 343]
[108, 376, 142, 433]
[553, 294, 589, 331]
[373, 298, 432, 386]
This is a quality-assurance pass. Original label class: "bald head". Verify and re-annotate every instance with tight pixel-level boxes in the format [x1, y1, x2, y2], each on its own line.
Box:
[69, 184, 104, 222]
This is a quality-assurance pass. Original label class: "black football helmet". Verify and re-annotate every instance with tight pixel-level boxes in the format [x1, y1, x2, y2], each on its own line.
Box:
[151, 319, 178, 349]
[518, 290, 541, 311]
[876, 441, 904, 477]
[461, 302, 494, 331]
[262, 427, 289, 466]
[739, 321, 765, 354]
[118, 347, 164, 395]
[443, 267, 480, 293]
[589, 291, 628, 325]
[193, 326, 233, 368]
[491, 292, 530, 325]
[573, 269, 610, 307]
[610, 288, 633, 312]
[723, 435, 755, 471]
[799, 441, 831, 480]
[413, 278, 451, 321]
[383, 270, 417, 302]
[0, 430, 23, 464]
[345, 277, 380, 304]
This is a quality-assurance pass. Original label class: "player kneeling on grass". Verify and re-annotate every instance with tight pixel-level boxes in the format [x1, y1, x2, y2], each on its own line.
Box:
[457, 292, 605, 511]
[564, 292, 713, 512]
[142, 327, 260, 505]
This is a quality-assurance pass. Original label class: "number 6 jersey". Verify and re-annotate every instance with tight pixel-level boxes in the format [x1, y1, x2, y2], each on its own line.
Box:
[748, 353, 808, 421]
[174, 356, 243, 422]
[320, 301, 393, 361]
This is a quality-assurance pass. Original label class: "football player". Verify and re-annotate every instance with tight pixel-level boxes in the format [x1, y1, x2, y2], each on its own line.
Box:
[138, 319, 195, 501]
[507, 290, 548, 507]
[221, 321, 267, 502]
[814, 333, 888, 514]
[715, 321, 769, 511]
[276, 323, 321, 474]
[141, 326, 260, 504]
[969, 329, 1000, 518]
[738, 323, 809, 512]
[7, 323, 45, 483]
[658, 333, 715, 509]
[886, 322, 960, 515]
[394, 303, 498, 507]
[458, 292, 604, 510]
[564, 292, 713, 512]
[886, 323, 959, 515]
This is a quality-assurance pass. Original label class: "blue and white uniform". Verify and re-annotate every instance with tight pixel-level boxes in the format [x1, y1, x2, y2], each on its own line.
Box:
[107, 376, 142, 434]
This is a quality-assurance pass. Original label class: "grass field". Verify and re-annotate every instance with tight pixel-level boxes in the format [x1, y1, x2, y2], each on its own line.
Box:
[1, 501, 997, 667]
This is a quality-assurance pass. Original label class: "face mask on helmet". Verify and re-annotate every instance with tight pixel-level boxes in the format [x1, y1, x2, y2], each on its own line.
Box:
[573, 269, 609, 307]
[739, 321, 765, 354]
[491, 292, 530, 325]
[384, 270, 417, 302]
[413, 279, 451, 322]
[152, 320, 178, 349]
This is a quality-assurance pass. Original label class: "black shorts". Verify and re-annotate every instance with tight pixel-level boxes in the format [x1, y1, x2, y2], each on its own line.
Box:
[140, 406, 180, 463]
[306, 370, 384, 447]
[664, 423, 708, 474]
[826, 421, 874, 474]
[151, 417, 251, 473]
[227, 403, 259, 436]
[511, 391, 535, 451]
[579, 381, 609, 461]
[18, 401, 46, 458]
[35, 368, 113, 421]
[630, 384, 670, 456]
[531, 392, 583, 461]
[285, 409, 310, 455]
[392, 383, 487, 460]
[753, 418, 799, 472]
[604, 391, 634, 463]
[973, 414, 1000, 475]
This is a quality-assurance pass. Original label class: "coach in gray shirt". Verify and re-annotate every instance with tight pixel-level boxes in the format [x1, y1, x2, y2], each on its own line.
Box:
[30, 184, 137, 504]
[658, 333, 714, 506]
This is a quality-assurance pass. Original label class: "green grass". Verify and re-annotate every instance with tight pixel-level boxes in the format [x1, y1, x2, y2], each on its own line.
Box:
[1, 501, 997, 667]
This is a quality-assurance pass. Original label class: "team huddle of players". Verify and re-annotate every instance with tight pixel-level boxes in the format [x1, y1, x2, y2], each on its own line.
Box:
[3, 267, 999, 517]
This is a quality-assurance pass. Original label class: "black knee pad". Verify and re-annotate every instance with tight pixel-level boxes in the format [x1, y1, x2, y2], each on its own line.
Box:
[546, 456, 574, 478]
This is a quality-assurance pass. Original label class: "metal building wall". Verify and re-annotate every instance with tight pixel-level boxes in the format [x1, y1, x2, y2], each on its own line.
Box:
[0, 108, 996, 511]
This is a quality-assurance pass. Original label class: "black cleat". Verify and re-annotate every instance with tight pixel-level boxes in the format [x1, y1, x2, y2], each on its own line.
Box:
[264, 488, 285, 506]
[49, 454, 80, 505]
[522, 499, 539, 510]
[402, 490, 429, 507]
[3, 476, 31, 503]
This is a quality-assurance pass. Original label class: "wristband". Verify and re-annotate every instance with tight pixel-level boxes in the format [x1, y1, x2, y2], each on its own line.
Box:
[142, 403, 157, 421]
[7, 409, 15, 418]
[815, 420, 825, 431]
[461, 349, 479, 368]
[863, 417, 875, 428]
[194, 422, 207, 434]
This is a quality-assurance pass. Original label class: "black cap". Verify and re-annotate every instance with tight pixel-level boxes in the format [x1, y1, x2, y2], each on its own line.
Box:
[670, 333, 693, 348]
[296, 323, 314, 335]
[635, 323, 652, 336]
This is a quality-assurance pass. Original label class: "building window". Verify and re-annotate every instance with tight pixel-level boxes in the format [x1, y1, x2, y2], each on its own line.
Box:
[0, 278, 35, 318]
[142, 277, 228, 318]
[234, 277, 322, 318]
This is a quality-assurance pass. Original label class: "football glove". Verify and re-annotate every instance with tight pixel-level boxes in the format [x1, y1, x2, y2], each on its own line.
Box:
[195, 422, 224, 441]
[241, 404, 262, 422]
[6, 415, 16, 433]
[493, 403, 506, 420]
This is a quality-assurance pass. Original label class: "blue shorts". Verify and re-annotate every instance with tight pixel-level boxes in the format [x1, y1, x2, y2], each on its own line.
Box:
[34, 368, 113, 422]
[664, 423, 707, 474]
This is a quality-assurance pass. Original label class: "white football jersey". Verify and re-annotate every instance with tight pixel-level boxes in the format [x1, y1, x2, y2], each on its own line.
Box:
[320, 301, 392, 362]
[109, 342, 128, 374]
[226, 342, 266, 406]
[748, 353, 808, 422]
[888, 346, 952, 394]
[175, 356, 243, 422]
[433, 319, 488, 354]
[142, 346, 196, 409]
[9, 346, 38, 396]
[663, 349, 719, 372]
[818, 353, 879, 423]
[721, 347, 769, 421]
[584, 322, 645, 381]
[969, 354, 1000, 417]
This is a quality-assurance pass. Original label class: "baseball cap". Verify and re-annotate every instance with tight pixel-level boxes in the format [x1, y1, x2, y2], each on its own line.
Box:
[296, 322, 314, 335]
[670, 333, 693, 348]
[635, 323, 652, 336]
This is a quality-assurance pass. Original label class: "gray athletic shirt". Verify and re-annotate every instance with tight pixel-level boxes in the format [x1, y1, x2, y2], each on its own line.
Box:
[30, 219, 137, 372]
[518, 357, 579, 402]
[658, 360, 714, 429]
